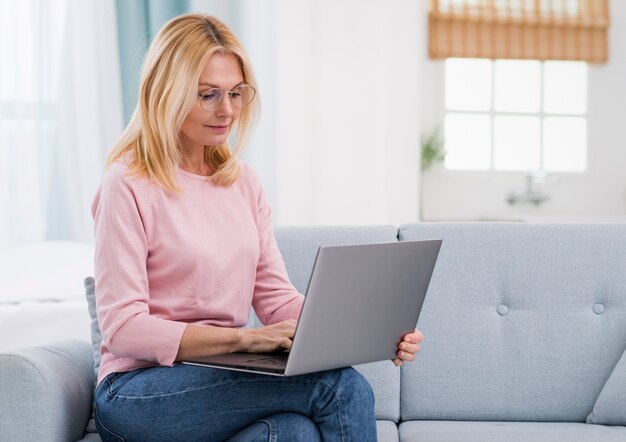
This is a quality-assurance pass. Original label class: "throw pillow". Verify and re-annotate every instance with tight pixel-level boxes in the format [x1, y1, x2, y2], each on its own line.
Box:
[83, 276, 102, 379]
[587, 346, 626, 425]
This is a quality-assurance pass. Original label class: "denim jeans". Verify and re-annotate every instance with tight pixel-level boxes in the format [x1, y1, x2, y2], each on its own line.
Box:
[94, 363, 377, 442]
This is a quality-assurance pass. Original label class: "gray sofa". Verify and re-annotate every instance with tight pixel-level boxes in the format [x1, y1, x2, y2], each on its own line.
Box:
[2, 223, 626, 441]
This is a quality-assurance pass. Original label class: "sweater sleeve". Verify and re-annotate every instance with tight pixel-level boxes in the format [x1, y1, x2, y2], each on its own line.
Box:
[92, 166, 187, 366]
[249, 169, 305, 325]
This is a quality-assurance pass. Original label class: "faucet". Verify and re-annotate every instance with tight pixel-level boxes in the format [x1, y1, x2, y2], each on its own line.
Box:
[506, 170, 550, 206]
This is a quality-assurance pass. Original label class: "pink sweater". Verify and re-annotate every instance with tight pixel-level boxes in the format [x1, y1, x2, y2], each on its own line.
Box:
[92, 160, 304, 384]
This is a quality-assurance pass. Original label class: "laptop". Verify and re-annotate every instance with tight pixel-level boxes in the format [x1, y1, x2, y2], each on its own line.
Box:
[183, 239, 442, 376]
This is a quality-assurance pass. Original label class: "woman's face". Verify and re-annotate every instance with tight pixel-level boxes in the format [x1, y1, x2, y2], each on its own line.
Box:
[180, 52, 244, 151]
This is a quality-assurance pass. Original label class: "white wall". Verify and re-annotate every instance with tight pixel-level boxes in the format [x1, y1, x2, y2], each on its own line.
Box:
[192, 0, 423, 226]
[189, 0, 279, 206]
[421, 0, 626, 222]
[274, 0, 422, 226]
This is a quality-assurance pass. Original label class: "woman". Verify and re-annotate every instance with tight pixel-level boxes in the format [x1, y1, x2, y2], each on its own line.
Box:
[92, 13, 423, 441]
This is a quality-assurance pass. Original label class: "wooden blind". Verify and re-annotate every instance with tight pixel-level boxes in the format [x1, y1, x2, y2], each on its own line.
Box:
[429, 0, 610, 62]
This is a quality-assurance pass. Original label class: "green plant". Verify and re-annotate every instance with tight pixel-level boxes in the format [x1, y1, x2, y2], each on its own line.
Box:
[420, 125, 445, 171]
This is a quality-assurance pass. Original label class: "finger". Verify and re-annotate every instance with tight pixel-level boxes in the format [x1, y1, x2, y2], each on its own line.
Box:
[281, 338, 293, 351]
[285, 321, 297, 337]
[398, 350, 416, 362]
[392, 358, 403, 367]
[399, 342, 421, 354]
[404, 330, 424, 344]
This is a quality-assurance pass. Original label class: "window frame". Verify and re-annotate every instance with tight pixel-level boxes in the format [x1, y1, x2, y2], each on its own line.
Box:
[443, 58, 588, 173]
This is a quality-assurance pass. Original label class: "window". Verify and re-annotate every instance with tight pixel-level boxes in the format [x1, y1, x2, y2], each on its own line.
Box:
[0, 0, 120, 248]
[0, 1, 67, 245]
[443, 58, 588, 173]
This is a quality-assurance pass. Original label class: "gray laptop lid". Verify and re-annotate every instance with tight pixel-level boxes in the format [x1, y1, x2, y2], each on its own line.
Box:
[183, 239, 441, 376]
[284, 239, 441, 376]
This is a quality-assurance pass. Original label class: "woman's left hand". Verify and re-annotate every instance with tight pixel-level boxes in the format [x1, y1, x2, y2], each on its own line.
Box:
[392, 329, 424, 367]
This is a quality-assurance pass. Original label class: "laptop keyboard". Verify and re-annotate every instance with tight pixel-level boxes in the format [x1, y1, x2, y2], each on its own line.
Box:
[244, 355, 287, 366]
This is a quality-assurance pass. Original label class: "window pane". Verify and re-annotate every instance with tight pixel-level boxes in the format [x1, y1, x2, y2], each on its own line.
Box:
[0, 1, 19, 101]
[494, 59, 541, 113]
[493, 115, 540, 171]
[543, 116, 586, 172]
[544, 61, 587, 115]
[0, 1, 67, 103]
[445, 58, 492, 111]
[0, 121, 46, 241]
[444, 113, 491, 170]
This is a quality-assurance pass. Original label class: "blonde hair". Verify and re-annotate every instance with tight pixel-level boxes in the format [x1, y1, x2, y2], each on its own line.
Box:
[107, 13, 260, 190]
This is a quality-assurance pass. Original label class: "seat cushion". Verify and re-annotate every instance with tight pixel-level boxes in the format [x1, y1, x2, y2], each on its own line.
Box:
[80, 421, 399, 442]
[587, 345, 626, 425]
[398, 421, 626, 442]
[376, 420, 399, 442]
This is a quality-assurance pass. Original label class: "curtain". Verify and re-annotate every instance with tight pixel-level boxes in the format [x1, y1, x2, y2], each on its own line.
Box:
[0, 0, 123, 249]
[115, 0, 189, 124]
[428, 0, 610, 62]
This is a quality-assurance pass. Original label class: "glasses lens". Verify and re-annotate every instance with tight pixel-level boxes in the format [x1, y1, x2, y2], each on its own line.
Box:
[233, 85, 255, 108]
[199, 89, 222, 111]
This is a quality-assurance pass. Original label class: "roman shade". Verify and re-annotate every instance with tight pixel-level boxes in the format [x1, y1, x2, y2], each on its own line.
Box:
[429, 0, 610, 62]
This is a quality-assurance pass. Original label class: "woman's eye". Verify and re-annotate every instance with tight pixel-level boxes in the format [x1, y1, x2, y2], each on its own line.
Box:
[200, 91, 218, 100]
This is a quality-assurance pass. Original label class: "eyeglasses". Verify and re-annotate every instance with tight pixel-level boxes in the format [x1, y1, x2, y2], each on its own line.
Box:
[197, 84, 256, 111]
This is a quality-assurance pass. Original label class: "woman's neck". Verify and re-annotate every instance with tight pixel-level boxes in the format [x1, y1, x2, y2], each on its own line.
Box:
[179, 145, 213, 176]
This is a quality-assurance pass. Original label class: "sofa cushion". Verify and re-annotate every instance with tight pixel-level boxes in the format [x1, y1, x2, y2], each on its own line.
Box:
[398, 223, 626, 422]
[274, 225, 399, 295]
[78, 434, 103, 442]
[398, 421, 626, 442]
[84, 276, 101, 379]
[587, 346, 626, 425]
[376, 420, 399, 442]
[354, 361, 401, 422]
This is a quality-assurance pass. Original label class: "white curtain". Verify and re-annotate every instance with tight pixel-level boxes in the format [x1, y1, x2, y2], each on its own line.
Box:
[0, 0, 123, 249]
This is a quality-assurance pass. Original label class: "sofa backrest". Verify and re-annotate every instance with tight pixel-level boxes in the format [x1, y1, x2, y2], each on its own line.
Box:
[398, 223, 626, 422]
[274, 225, 402, 422]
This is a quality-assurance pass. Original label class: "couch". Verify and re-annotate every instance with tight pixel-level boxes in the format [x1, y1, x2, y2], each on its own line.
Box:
[2, 223, 626, 441]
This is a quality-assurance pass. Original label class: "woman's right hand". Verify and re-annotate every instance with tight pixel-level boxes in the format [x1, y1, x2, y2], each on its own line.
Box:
[239, 319, 297, 353]
[175, 320, 297, 362]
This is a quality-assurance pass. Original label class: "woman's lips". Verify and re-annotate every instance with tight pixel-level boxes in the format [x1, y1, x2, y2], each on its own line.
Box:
[205, 125, 229, 134]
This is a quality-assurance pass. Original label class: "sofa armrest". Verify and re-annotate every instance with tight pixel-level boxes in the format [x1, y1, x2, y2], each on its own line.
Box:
[0, 340, 95, 442]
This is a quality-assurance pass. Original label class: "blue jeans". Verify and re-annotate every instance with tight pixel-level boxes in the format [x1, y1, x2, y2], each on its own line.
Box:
[94, 364, 377, 441]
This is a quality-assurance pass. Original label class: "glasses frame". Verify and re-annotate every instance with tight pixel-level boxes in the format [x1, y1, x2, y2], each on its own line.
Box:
[196, 84, 256, 112]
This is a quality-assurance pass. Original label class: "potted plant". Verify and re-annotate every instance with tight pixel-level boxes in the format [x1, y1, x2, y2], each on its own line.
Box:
[421, 125, 445, 171]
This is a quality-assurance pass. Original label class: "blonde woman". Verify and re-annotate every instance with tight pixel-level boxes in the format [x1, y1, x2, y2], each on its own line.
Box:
[92, 13, 422, 441]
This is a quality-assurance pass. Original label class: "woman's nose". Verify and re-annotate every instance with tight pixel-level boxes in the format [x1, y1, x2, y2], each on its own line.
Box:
[215, 94, 234, 117]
